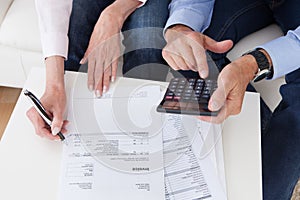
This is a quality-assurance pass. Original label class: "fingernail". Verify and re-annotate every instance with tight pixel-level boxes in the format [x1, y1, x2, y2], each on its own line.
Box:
[89, 85, 94, 92]
[103, 86, 107, 94]
[200, 69, 208, 78]
[55, 139, 61, 142]
[96, 90, 101, 98]
[79, 59, 84, 64]
[52, 127, 60, 136]
[111, 76, 115, 82]
[211, 101, 220, 110]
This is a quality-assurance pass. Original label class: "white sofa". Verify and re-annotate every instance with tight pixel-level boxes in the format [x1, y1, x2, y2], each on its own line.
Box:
[0, 0, 285, 110]
[0, 0, 44, 88]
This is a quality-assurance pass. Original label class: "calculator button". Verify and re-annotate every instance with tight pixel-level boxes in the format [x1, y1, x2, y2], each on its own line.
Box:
[188, 79, 196, 85]
[174, 92, 182, 97]
[186, 85, 194, 90]
[205, 85, 212, 90]
[185, 89, 193, 94]
[175, 89, 183, 93]
[174, 96, 181, 100]
[195, 86, 203, 90]
[202, 90, 210, 95]
[166, 91, 174, 96]
[195, 90, 201, 94]
[183, 93, 192, 97]
[191, 97, 199, 101]
[182, 96, 191, 101]
[205, 82, 212, 87]
[179, 79, 186, 84]
[188, 82, 195, 87]
[196, 82, 204, 86]
[202, 94, 210, 99]
[165, 96, 173, 100]
[170, 85, 177, 90]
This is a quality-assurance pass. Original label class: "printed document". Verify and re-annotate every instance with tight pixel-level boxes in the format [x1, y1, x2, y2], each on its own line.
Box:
[58, 77, 227, 200]
[58, 84, 165, 200]
[163, 114, 227, 200]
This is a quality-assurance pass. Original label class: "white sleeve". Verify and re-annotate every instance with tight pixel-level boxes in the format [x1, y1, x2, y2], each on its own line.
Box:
[35, 0, 72, 59]
[36, 0, 145, 59]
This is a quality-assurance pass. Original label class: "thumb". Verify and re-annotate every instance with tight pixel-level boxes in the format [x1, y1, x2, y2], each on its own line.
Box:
[80, 45, 93, 64]
[204, 36, 233, 54]
[51, 112, 63, 136]
[208, 86, 227, 111]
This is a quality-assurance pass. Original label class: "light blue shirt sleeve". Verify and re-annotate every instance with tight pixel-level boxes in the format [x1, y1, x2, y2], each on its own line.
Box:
[164, 0, 215, 33]
[258, 26, 300, 80]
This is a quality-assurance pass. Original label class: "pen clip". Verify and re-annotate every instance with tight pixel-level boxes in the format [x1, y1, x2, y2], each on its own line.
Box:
[24, 89, 52, 125]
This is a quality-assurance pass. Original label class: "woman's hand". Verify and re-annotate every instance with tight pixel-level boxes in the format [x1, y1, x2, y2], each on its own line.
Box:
[80, 0, 142, 97]
[26, 56, 69, 140]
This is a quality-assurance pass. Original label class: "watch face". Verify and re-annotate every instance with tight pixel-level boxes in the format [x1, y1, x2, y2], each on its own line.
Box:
[253, 68, 270, 82]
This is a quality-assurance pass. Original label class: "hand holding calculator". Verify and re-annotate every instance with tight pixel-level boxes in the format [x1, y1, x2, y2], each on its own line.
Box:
[157, 77, 219, 116]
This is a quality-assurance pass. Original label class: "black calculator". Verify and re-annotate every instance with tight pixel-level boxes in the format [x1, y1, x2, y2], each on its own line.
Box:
[157, 78, 219, 116]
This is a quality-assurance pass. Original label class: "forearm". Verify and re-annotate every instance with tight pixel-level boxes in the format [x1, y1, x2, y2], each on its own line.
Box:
[45, 56, 65, 92]
[108, 0, 143, 27]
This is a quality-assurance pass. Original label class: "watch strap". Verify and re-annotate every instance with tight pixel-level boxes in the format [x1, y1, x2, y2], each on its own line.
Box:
[243, 49, 273, 82]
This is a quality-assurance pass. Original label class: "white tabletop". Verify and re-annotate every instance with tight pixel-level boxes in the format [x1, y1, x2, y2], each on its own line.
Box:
[0, 68, 262, 200]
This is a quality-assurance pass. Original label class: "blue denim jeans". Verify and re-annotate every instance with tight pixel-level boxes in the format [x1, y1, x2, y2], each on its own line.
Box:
[65, 0, 170, 81]
[204, 0, 300, 199]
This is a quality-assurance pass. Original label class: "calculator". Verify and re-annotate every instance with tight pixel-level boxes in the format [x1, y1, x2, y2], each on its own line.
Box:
[156, 78, 219, 116]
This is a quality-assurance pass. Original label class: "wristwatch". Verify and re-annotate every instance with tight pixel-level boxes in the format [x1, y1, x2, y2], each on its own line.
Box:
[243, 49, 273, 82]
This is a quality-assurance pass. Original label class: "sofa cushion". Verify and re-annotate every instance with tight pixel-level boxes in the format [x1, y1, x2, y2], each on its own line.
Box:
[0, 0, 42, 52]
[0, 0, 13, 24]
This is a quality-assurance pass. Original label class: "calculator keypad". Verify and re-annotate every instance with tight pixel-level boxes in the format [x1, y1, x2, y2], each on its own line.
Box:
[157, 78, 218, 116]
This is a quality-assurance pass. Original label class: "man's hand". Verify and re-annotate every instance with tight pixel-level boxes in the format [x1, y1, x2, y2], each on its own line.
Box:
[163, 25, 233, 78]
[26, 56, 68, 140]
[80, 0, 141, 97]
[198, 55, 258, 123]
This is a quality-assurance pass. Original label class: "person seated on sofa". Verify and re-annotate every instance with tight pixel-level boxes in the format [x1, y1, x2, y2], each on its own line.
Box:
[27, 0, 167, 140]
[163, 0, 300, 199]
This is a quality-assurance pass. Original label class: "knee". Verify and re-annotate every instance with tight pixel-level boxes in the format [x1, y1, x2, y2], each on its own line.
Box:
[122, 28, 166, 52]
